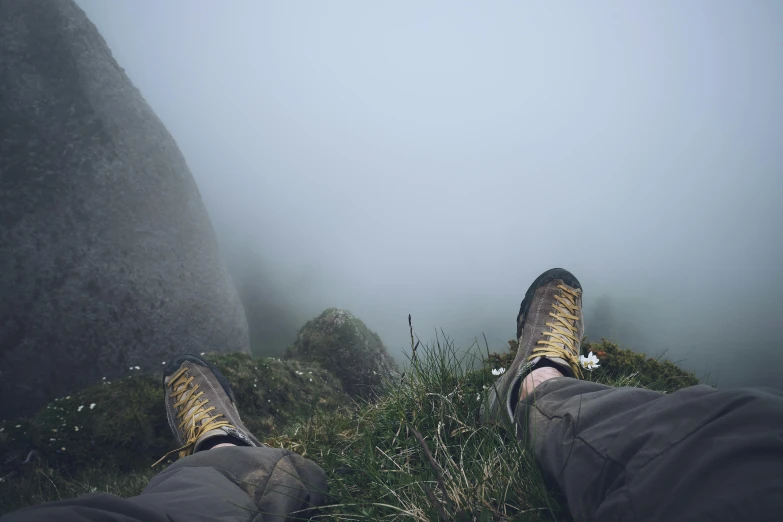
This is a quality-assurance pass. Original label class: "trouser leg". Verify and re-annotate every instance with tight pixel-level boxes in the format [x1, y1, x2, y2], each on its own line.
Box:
[518, 378, 783, 522]
[0, 446, 327, 522]
[158, 446, 328, 521]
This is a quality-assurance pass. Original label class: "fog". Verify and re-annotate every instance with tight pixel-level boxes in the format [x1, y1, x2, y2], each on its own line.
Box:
[75, 1, 782, 389]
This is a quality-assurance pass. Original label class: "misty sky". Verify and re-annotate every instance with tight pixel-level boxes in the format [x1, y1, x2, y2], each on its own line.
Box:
[75, 0, 783, 388]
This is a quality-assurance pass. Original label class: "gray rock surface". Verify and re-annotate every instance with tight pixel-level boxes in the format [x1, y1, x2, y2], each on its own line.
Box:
[0, 0, 250, 420]
[285, 309, 398, 398]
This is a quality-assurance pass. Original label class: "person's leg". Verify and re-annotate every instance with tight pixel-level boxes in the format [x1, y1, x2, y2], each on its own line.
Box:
[0, 459, 257, 522]
[483, 268, 783, 522]
[0, 444, 326, 522]
[519, 375, 783, 521]
[139, 445, 327, 522]
[0, 354, 327, 522]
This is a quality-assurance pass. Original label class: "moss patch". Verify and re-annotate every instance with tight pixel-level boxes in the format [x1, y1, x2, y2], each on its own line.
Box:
[0, 353, 350, 480]
[487, 338, 700, 393]
[585, 339, 700, 392]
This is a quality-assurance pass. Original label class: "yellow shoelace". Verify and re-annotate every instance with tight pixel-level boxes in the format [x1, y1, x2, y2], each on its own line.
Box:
[152, 366, 234, 467]
[528, 284, 584, 379]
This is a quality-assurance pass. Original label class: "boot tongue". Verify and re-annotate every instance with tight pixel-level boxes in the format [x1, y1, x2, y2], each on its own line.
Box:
[173, 381, 202, 427]
[528, 285, 579, 377]
[169, 375, 215, 444]
[545, 292, 576, 358]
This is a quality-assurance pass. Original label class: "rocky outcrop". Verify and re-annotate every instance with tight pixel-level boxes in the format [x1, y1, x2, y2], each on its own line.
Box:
[0, 0, 250, 420]
[285, 309, 398, 398]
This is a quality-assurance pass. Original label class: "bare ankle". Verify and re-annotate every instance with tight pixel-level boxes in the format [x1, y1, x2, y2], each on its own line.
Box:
[520, 366, 564, 401]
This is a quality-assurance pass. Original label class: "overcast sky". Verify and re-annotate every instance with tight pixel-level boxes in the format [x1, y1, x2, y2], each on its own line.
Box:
[75, 0, 783, 388]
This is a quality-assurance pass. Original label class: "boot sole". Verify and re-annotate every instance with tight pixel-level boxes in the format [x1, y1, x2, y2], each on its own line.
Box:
[516, 268, 582, 340]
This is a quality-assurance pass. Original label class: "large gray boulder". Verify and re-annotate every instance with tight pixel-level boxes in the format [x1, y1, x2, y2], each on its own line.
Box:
[0, 0, 250, 420]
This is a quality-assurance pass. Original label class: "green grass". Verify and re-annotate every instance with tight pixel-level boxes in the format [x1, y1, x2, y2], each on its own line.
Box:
[281, 335, 565, 521]
[0, 337, 701, 519]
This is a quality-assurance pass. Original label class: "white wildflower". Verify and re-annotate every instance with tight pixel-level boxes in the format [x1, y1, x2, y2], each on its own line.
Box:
[77, 405, 84, 412]
[309, 378, 312, 382]
[162, 362, 166, 365]
[129, 367, 133, 370]
[476, 393, 481, 401]
[89, 403, 96, 410]
[134, 366, 140, 370]
[200, 352, 205, 356]
[50, 438, 56, 442]
[74, 426, 79, 431]
[580, 351, 601, 371]
[61, 447, 66, 451]
[14, 425, 21, 428]
[102, 377, 106, 380]
[491, 368, 506, 376]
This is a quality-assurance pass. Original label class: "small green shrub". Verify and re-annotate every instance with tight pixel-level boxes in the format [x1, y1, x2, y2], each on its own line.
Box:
[586, 339, 700, 392]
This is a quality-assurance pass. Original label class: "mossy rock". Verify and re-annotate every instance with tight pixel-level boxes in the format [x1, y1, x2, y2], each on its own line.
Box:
[0, 353, 350, 477]
[285, 309, 399, 398]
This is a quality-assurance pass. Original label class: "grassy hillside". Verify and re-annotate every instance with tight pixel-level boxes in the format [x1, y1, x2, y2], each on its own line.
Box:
[0, 338, 700, 520]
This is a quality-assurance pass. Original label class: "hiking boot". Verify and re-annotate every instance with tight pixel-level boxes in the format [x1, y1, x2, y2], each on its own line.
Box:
[153, 354, 262, 466]
[483, 268, 585, 423]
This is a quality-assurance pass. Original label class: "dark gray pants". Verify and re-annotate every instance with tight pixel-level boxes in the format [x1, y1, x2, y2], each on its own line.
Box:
[0, 446, 328, 522]
[521, 378, 783, 522]
[3, 381, 782, 521]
